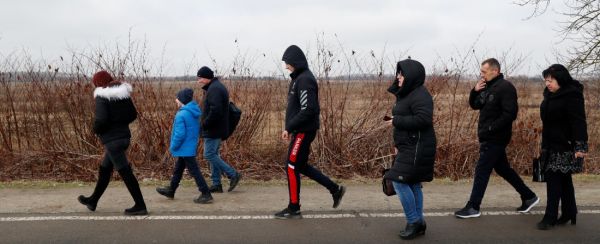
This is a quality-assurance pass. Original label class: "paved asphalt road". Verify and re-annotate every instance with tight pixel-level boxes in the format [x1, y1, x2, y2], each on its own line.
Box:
[1, 210, 599, 243]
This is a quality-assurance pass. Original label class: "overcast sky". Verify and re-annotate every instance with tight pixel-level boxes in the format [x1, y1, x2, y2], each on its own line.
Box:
[0, 0, 574, 77]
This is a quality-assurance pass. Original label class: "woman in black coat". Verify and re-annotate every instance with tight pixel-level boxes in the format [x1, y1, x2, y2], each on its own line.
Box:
[78, 70, 148, 215]
[384, 59, 436, 240]
[537, 64, 588, 230]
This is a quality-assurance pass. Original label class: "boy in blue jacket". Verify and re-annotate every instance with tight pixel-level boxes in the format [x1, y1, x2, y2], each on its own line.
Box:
[156, 88, 213, 204]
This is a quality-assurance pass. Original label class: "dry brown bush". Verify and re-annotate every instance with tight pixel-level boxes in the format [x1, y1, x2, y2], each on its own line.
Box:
[0, 39, 598, 182]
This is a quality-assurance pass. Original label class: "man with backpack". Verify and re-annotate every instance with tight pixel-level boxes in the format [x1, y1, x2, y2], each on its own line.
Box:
[197, 66, 242, 193]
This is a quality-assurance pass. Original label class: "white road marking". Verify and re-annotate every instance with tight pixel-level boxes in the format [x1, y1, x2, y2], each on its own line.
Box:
[1, 210, 600, 222]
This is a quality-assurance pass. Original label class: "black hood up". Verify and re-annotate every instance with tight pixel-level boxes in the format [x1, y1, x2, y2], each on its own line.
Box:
[544, 79, 584, 99]
[282, 45, 309, 76]
[388, 59, 426, 97]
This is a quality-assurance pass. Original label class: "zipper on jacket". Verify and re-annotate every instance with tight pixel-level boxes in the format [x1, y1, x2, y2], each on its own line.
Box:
[414, 131, 421, 166]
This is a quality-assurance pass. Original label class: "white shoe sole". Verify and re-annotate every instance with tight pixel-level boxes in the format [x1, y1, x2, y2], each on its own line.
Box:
[455, 212, 481, 219]
[274, 214, 303, 220]
[518, 197, 540, 213]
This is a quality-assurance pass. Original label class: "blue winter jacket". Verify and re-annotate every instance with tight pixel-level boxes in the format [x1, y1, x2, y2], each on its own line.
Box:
[170, 101, 202, 157]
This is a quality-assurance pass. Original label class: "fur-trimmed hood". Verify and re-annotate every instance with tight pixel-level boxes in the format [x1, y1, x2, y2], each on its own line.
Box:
[93, 82, 133, 100]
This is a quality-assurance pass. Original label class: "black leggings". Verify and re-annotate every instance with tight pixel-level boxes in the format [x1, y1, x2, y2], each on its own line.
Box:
[100, 138, 131, 171]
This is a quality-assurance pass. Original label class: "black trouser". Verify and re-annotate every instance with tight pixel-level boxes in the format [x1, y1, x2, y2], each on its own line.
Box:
[468, 142, 536, 209]
[285, 131, 339, 211]
[170, 157, 210, 194]
[543, 170, 577, 221]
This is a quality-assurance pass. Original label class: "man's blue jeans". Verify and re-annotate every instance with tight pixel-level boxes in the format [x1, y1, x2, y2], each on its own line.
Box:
[393, 181, 424, 224]
[203, 138, 237, 186]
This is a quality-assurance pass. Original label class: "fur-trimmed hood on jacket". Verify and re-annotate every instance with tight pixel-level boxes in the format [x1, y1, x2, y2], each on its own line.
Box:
[93, 81, 137, 144]
[94, 82, 133, 100]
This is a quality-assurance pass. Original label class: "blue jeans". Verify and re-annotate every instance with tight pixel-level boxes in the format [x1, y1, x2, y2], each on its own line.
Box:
[392, 181, 424, 224]
[203, 138, 237, 186]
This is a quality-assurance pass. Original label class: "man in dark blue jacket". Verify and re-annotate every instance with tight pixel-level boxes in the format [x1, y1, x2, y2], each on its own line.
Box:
[275, 45, 346, 219]
[197, 66, 241, 193]
[455, 58, 538, 219]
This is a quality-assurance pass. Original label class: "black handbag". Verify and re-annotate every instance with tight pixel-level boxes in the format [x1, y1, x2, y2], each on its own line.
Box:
[382, 169, 396, 196]
[533, 150, 548, 182]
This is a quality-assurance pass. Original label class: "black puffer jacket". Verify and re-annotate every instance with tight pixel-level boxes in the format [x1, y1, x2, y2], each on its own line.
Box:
[201, 78, 230, 139]
[93, 82, 137, 144]
[469, 74, 518, 146]
[384, 59, 436, 183]
[282, 45, 320, 133]
[541, 82, 588, 153]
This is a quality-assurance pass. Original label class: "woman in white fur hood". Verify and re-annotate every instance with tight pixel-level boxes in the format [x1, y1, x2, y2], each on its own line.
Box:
[78, 70, 148, 215]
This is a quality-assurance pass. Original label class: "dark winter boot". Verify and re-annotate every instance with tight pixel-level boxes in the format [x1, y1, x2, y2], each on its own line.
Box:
[78, 165, 112, 211]
[156, 186, 175, 199]
[399, 222, 425, 240]
[118, 166, 148, 216]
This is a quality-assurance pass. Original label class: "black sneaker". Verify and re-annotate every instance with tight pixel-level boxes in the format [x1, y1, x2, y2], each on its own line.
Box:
[332, 185, 346, 208]
[193, 193, 214, 204]
[156, 186, 175, 199]
[455, 203, 481, 219]
[517, 196, 539, 213]
[124, 205, 148, 216]
[274, 208, 302, 219]
[209, 185, 223, 193]
[228, 173, 241, 192]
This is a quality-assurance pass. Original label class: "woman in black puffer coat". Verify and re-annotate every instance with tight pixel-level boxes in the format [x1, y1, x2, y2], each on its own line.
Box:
[384, 59, 436, 240]
[78, 70, 147, 215]
[537, 64, 588, 230]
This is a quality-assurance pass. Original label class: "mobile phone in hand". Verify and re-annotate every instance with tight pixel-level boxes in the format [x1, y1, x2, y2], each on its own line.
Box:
[383, 115, 392, 121]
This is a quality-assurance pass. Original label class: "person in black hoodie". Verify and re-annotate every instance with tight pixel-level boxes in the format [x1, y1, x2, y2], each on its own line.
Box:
[197, 66, 241, 193]
[537, 64, 588, 230]
[274, 45, 346, 219]
[455, 58, 538, 219]
[384, 59, 436, 240]
[78, 70, 147, 215]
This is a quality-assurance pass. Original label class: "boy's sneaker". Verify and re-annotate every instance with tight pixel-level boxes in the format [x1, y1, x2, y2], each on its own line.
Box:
[274, 208, 302, 219]
[332, 185, 346, 208]
[455, 202, 481, 219]
[517, 196, 540, 213]
[193, 193, 214, 204]
[156, 186, 175, 199]
[209, 185, 223, 193]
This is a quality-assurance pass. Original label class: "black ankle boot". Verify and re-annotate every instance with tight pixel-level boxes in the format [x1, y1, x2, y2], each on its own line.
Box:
[399, 222, 425, 240]
[118, 166, 148, 216]
[78, 166, 112, 211]
[78, 195, 97, 211]
[537, 218, 556, 230]
[556, 215, 577, 225]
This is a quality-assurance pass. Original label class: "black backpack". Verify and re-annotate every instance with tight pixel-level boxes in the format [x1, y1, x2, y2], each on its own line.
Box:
[223, 102, 242, 140]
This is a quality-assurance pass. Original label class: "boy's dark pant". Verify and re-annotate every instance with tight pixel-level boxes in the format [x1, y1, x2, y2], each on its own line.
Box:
[286, 131, 339, 211]
[170, 156, 210, 194]
[468, 142, 536, 209]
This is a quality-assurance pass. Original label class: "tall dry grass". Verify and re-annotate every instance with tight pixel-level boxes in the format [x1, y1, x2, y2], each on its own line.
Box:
[0, 38, 598, 181]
